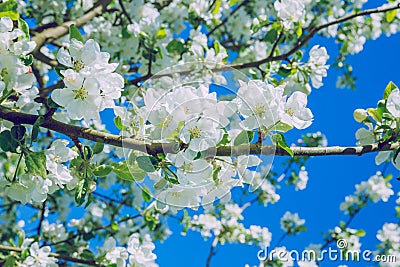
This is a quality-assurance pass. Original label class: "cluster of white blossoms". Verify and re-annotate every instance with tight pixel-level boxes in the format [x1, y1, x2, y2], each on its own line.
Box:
[0, 16, 40, 114]
[375, 223, 400, 266]
[340, 172, 394, 215]
[187, 204, 272, 247]
[280, 211, 306, 235]
[52, 38, 124, 122]
[98, 233, 158, 267]
[20, 242, 57, 267]
[329, 227, 362, 253]
[274, 0, 311, 29]
[4, 139, 78, 204]
[135, 79, 313, 209]
[354, 83, 400, 170]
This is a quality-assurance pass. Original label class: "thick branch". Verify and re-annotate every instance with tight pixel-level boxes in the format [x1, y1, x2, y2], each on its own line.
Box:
[0, 244, 100, 266]
[129, 3, 400, 86]
[0, 107, 398, 157]
[31, 0, 112, 66]
[230, 3, 400, 70]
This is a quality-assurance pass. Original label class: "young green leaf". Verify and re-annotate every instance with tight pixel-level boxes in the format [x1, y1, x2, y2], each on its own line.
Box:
[272, 133, 294, 157]
[0, 0, 19, 20]
[383, 81, 398, 100]
[75, 179, 89, 206]
[69, 24, 84, 43]
[24, 151, 47, 178]
[11, 125, 26, 141]
[92, 142, 104, 154]
[0, 130, 19, 152]
[136, 155, 159, 172]
[142, 185, 152, 202]
[234, 130, 254, 146]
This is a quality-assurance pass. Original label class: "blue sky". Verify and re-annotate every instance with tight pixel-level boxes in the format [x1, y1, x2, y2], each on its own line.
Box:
[153, 29, 400, 267]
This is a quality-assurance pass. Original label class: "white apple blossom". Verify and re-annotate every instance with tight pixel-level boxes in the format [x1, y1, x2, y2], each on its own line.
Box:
[21, 242, 57, 267]
[274, 0, 306, 29]
[281, 91, 314, 129]
[280, 211, 306, 234]
[387, 88, 400, 117]
[45, 139, 78, 189]
[306, 45, 329, 89]
[127, 233, 158, 267]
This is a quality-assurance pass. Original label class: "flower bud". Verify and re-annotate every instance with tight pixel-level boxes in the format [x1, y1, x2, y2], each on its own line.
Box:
[353, 109, 368, 123]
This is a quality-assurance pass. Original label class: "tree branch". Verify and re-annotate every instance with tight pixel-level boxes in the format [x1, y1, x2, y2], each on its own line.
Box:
[206, 236, 219, 267]
[0, 244, 100, 266]
[31, 0, 112, 66]
[0, 107, 399, 157]
[230, 3, 400, 70]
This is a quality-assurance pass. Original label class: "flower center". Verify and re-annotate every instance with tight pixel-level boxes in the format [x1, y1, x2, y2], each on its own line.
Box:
[73, 60, 85, 72]
[189, 126, 202, 139]
[254, 104, 266, 117]
[73, 87, 88, 100]
[181, 162, 193, 173]
[53, 155, 61, 163]
[285, 107, 295, 117]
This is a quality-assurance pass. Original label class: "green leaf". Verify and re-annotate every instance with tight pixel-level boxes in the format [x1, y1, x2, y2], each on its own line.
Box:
[217, 133, 230, 146]
[3, 256, 17, 267]
[69, 24, 84, 43]
[93, 164, 112, 177]
[0, 130, 18, 152]
[211, 0, 221, 15]
[264, 29, 278, 43]
[92, 142, 104, 154]
[83, 145, 93, 160]
[234, 130, 254, 146]
[136, 155, 159, 172]
[47, 97, 61, 109]
[272, 133, 294, 157]
[142, 185, 152, 202]
[383, 81, 398, 100]
[230, 0, 238, 6]
[25, 151, 47, 178]
[295, 22, 303, 38]
[156, 28, 167, 39]
[367, 108, 382, 122]
[80, 249, 95, 261]
[278, 66, 293, 77]
[31, 116, 44, 142]
[11, 125, 26, 141]
[19, 54, 33, 66]
[18, 18, 29, 39]
[275, 121, 293, 132]
[112, 161, 146, 181]
[0, 0, 19, 20]
[166, 39, 187, 55]
[354, 229, 366, 237]
[214, 40, 221, 54]
[114, 116, 123, 130]
[75, 179, 88, 206]
[386, 9, 397, 23]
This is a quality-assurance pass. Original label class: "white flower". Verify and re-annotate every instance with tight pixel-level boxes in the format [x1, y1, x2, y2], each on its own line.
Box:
[387, 88, 400, 118]
[280, 211, 306, 234]
[307, 45, 329, 89]
[274, 0, 306, 28]
[190, 214, 222, 237]
[51, 72, 101, 121]
[127, 233, 158, 267]
[376, 223, 400, 249]
[45, 139, 78, 188]
[280, 91, 313, 129]
[99, 237, 128, 267]
[236, 80, 284, 130]
[22, 242, 57, 267]
[180, 117, 224, 152]
[296, 166, 309, 190]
